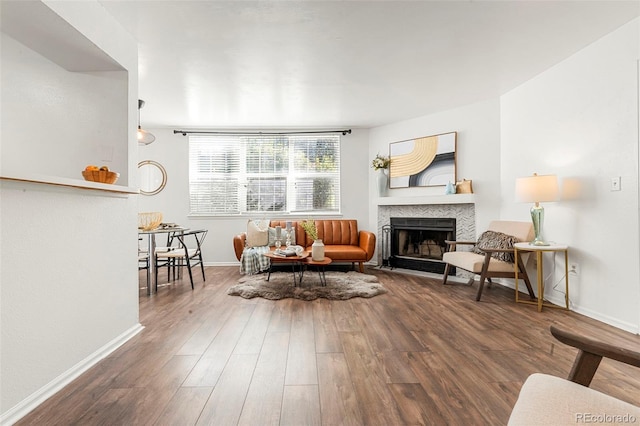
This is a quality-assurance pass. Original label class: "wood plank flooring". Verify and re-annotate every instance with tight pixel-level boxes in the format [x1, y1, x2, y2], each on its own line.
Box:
[17, 266, 640, 425]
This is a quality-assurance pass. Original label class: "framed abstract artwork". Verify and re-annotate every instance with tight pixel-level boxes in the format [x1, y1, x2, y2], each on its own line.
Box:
[388, 131, 457, 188]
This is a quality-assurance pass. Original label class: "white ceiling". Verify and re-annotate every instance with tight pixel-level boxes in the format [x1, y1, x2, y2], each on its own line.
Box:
[99, 1, 639, 130]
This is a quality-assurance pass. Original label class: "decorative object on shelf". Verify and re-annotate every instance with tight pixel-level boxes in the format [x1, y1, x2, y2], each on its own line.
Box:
[138, 211, 163, 231]
[371, 153, 390, 197]
[377, 169, 389, 197]
[445, 181, 456, 195]
[138, 160, 167, 195]
[455, 179, 473, 194]
[137, 99, 156, 145]
[389, 131, 457, 188]
[82, 165, 119, 184]
[515, 173, 559, 246]
[371, 153, 390, 171]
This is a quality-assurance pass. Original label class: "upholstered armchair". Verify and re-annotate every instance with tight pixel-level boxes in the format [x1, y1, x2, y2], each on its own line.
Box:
[441, 220, 536, 301]
[509, 325, 640, 425]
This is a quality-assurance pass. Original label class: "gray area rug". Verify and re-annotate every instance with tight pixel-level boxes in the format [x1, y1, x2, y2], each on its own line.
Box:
[228, 271, 387, 301]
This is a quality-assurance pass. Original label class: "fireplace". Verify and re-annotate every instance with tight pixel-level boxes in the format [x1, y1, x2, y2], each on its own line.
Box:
[389, 217, 455, 274]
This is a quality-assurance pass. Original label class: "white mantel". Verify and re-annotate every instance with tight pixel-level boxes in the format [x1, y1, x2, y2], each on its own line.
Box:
[376, 194, 475, 206]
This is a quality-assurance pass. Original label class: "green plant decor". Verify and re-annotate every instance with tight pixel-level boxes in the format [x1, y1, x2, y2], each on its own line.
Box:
[301, 219, 318, 241]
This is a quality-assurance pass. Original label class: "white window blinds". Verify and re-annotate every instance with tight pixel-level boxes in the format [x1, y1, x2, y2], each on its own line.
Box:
[189, 134, 341, 215]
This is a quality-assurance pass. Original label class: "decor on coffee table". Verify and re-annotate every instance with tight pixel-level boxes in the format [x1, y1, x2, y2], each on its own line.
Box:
[227, 271, 387, 301]
[301, 219, 325, 261]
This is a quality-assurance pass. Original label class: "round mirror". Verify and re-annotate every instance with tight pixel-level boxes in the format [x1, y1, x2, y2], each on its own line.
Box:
[138, 160, 167, 196]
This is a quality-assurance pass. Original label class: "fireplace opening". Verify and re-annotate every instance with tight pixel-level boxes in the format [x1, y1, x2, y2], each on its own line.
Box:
[389, 217, 456, 274]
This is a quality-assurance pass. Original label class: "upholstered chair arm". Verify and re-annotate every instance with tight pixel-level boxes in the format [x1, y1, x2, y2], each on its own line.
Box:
[550, 325, 640, 386]
[476, 247, 515, 254]
[358, 230, 376, 262]
[233, 233, 247, 261]
[444, 240, 475, 252]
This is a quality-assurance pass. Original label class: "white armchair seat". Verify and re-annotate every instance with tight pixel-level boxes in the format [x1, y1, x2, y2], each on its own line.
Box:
[509, 326, 640, 426]
[509, 373, 640, 425]
[442, 251, 515, 274]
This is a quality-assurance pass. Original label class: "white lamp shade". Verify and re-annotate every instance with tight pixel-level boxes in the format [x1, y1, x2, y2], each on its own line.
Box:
[516, 174, 559, 203]
[138, 128, 156, 145]
[137, 99, 155, 145]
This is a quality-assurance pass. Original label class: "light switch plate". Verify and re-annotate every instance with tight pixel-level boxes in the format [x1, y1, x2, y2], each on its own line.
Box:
[611, 176, 621, 191]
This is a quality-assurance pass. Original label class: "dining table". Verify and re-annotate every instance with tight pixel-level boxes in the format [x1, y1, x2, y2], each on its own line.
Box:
[138, 226, 188, 295]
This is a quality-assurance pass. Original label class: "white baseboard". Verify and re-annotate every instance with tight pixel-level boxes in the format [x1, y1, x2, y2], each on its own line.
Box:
[204, 261, 239, 267]
[493, 280, 639, 335]
[0, 323, 144, 426]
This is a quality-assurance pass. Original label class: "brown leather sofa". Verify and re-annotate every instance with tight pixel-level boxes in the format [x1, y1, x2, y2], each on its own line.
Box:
[233, 219, 376, 272]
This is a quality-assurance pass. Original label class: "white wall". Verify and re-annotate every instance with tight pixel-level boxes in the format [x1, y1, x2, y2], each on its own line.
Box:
[0, 2, 141, 422]
[137, 128, 371, 265]
[500, 18, 640, 331]
[368, 98, 503, 236]
[0, 33, 128, 183]
[367, 19, 640, 333]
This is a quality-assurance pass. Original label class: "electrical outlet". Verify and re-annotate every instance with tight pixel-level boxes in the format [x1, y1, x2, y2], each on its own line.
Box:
[569, 263, 579, 275]
[611, 176, 621, 191]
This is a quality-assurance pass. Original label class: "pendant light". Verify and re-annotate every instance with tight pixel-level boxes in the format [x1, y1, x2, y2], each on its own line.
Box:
[137, 99, 156, 145]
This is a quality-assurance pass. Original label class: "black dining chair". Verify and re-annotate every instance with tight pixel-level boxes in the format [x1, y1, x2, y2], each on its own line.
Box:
[138, 237, 151, 289]
[155, 229, 208, 290]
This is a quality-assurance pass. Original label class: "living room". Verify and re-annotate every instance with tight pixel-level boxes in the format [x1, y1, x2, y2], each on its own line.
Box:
[1, 1, 640, 424]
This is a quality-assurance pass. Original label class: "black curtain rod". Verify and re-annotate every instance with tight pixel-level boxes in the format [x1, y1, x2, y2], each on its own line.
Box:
[173, 129, 352, 136]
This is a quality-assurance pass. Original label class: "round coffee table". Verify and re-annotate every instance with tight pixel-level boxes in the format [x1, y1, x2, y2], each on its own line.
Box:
[301, 257, 333, 286]
[263, 251, 309, 286]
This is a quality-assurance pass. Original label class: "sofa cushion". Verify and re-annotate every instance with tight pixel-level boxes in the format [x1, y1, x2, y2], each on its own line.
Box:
[247, 219, 269, 247]
[472, 230, 518, 263]
[316, 220, 359, 245]
[320, 245, 368, 261]
[269, 221, 302, 246]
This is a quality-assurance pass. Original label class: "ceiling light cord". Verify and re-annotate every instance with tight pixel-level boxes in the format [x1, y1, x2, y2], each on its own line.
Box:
[173, 129, 352, 136]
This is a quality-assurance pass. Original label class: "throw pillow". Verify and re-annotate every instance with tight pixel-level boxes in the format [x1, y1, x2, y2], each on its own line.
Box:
[246, 219, 269, 247]
[472, 230, 518, 263]
[268, 227, 280, 246]
[267, 226, 296, 246]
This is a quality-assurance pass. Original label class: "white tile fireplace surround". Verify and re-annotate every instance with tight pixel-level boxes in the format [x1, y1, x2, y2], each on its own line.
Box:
[377, 196, 476, 269]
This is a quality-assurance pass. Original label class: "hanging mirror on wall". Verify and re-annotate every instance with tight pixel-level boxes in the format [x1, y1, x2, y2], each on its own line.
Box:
[138, 160, 167, 195]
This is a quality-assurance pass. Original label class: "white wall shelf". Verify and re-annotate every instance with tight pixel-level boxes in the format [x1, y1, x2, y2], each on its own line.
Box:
[1, 174, 138, 195]
[376, 194, 475, 206]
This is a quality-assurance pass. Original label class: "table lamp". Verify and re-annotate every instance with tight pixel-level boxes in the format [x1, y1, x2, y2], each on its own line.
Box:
[515, 173, 559, 246]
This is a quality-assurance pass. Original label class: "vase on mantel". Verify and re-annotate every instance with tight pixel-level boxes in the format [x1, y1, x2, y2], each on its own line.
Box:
[377, 169, 389, 197]
[312, 239, 325, 261]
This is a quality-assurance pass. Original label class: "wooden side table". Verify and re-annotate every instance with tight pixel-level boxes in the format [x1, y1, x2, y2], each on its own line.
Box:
[514, 242, 570, 312]
[301, 257, 333, 286]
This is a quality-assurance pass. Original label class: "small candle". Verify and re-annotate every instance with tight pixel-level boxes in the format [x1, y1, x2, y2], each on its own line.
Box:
[275, 226, 281, 239]
[286, 221, 292, 230]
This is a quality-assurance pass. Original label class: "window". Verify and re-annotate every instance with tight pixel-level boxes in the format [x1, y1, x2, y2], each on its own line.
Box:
[189, 134, 341, 215]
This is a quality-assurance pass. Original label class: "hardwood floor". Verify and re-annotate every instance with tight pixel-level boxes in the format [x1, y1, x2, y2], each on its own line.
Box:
[17, 266, 640, 425]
